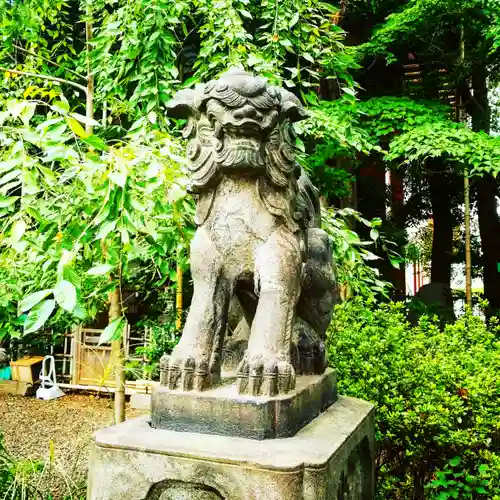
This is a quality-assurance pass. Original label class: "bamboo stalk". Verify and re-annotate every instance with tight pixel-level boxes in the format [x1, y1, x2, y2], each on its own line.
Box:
[85, 3, 94, 136]
[109, 287, 125, 424]
[464, 175, 472, 306]
[176, 264, 183, 331]
[458, 25, 472, 308]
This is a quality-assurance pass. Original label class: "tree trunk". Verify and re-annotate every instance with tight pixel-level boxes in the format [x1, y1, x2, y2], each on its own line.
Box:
[357, 155, 392, 281]
[427, 162, 453, 286]
[390, 169, 406, 299]
[357, 155, 386, 222]
[468, 66, 500, 314]
[476, 178, 500, 314]
[109, 287, 125, 424]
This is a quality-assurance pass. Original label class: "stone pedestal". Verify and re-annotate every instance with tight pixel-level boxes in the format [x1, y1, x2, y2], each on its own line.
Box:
[87, 396, 375, 500]
[151, 369, 337, 439]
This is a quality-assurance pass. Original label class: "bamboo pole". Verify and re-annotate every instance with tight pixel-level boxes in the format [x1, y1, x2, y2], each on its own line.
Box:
[85, 2, 94, 136]
[464, 175, 472, 306]
[109, 287, 125, 424]
[176, 264, 183, 331]
[457, 25, 472, 307]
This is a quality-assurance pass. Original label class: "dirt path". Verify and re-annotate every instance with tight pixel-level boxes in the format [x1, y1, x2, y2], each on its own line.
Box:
[0, 392, 147, 498]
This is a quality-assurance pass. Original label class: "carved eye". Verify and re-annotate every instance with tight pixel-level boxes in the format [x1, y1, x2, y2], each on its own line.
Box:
[207, 113, 217, 126]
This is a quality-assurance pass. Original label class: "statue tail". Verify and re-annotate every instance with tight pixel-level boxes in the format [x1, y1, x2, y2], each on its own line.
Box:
[296, 168, 321, 228]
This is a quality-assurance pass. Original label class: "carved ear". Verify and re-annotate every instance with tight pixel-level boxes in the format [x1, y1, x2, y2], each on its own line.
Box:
[279, 89, 308, 123]
[166, 88, 198, 119]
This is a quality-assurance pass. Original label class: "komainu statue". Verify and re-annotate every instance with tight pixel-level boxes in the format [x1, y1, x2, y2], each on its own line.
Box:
[161, 69, 338, 397]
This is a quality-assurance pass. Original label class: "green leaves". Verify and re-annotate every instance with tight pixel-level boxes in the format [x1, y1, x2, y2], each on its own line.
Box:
[10, 220, 26, 245]
[82, 135, 107, 151]
[98, 317, 125, 345]
[108, 171, 127, 188]
[96, 220, 118, 240]
[426, 455, 493, 498]
[330, 299, 500, 499]
[18, 289, 53, 314]
[17, 281, 76, 333]
[24, 299, 56, 334]
[52, 100, 70, 114]
[87, 264, 114, 276]
[66, 116, 88, 138]
[69, 113, 101, 129]
[289, 12, 299, 28]
[0, 196, 18, 208]
[53, 280, 77, 313]
[0, 86, 193, 341]
[321, 207, 398, 300]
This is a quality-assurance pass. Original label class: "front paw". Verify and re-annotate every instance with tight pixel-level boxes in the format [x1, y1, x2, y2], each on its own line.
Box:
[160, 347, 215, 392]
[236, 354, 296, 396]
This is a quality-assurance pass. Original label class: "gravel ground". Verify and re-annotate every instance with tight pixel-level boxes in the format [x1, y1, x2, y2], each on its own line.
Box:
[0, 392, 148, 499]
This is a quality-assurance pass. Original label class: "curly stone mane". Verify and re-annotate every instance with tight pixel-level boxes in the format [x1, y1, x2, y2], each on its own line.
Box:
[166, 69, 315, 233]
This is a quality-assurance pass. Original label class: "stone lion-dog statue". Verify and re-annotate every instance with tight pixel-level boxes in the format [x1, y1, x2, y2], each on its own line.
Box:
[161, 69, 338, 397]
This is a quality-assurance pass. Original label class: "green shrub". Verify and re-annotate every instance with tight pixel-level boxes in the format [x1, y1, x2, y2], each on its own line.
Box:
[130, 317, 179, 380]
[0, 432, 44, 499]
[328, 298, 500, 499]
[0, 433, 86, 500]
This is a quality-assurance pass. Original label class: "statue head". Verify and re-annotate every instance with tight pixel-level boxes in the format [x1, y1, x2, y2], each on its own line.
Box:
[166, 69, 308, 193]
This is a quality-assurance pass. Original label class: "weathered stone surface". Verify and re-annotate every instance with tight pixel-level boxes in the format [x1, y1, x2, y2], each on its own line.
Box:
[87, 396, 375, 500]
[408, 282, 455, 326]
[130, 393, 152, 410]
[161, 70, 338, 397]
[151, 369, 337, 440]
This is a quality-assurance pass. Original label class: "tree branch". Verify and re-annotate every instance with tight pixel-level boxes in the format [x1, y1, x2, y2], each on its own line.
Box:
[13, 44, 87, 81]
[0, 67, 88, 94]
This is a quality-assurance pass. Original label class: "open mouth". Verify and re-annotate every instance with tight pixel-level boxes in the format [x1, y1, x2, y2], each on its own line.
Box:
[223, 120, 263, 140]
[224, 136, 261, 151]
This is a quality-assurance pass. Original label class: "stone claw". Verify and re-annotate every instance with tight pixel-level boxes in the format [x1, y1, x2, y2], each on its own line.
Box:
[278, 360, 296, 393]
[262, 360, 278, 397]
[236, 354, 294, 397]
[160, 348, 213, 392]
[237, 358, 249, 394]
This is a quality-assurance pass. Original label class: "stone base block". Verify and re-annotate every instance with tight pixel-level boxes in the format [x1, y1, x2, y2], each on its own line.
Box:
[87, 396, 375, 500]
[130, 393, 152, 410]
[151, 369, 337, 440]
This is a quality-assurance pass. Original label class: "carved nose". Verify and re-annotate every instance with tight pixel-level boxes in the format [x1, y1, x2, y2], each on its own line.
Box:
[233, 104, 261, 120]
